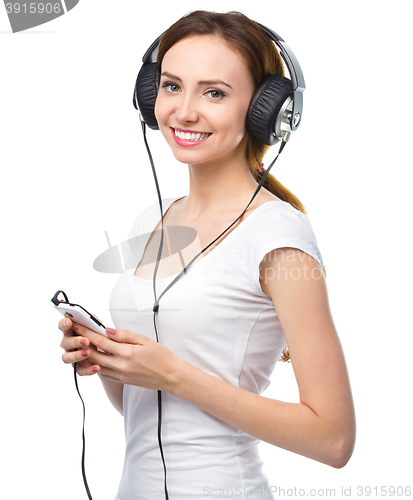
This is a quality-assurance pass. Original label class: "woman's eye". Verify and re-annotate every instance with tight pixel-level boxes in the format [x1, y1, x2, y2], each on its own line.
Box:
[162, 82, 181, 93]
[206, 89, 226, 99]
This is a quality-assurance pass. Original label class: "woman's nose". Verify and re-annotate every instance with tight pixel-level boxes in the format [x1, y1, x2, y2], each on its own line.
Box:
[176, 94, 199, 124]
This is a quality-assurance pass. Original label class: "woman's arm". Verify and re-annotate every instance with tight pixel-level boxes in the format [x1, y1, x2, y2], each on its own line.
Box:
[169, 248, 355, 467]
[263, 248, 356, 463]
[73, 249, 355, 467]
[172, 249, 356, 467]
[172, 249, 355, 468]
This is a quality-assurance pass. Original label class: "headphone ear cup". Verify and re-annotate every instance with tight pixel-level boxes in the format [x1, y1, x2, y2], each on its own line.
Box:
[246, 75, 292, 146]
[134, 63, 160, 130]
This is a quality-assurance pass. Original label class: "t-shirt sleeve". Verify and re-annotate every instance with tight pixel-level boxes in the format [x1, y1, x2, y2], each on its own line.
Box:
[251, 204, 324, 295]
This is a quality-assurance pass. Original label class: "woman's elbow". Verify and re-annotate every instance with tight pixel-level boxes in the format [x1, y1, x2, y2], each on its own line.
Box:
[327, 428, 356, 469]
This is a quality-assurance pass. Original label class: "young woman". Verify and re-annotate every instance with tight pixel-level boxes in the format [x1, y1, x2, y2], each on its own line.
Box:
[58, 10, 356, 500]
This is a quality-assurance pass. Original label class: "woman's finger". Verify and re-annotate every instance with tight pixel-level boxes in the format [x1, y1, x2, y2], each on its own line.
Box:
[72, 323, 124, 356]
[58, 317, 73, 334]
[60, 335, 90, 351]
[62, 348, 92, 365]
[76, 363, 101, 377]
[105, 327, 146, 345]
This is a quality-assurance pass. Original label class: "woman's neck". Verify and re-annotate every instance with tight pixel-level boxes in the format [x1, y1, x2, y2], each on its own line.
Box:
[182, 157, 260, 220]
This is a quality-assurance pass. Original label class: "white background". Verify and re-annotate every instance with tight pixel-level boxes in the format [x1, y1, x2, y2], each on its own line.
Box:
[1, 1, 412, 499]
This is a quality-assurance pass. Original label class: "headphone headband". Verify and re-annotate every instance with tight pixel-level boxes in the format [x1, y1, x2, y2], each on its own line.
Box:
[256, 23, 305, 132]
[142, 36, 161, 64]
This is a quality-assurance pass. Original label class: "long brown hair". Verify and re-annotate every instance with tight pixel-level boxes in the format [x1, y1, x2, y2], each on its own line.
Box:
[157, 10, 324, 362]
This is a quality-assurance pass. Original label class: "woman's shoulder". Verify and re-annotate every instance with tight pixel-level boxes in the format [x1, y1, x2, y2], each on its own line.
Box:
[245, 190, 306, 221]
[248, 191, 305, 224]
[250, 197, 323, 269]
[248, 189, 281, 209]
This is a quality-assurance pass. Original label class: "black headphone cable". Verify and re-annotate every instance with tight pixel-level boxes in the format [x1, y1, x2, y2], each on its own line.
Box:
[73, 361, 94, 500]
[53, 288, 94, 500]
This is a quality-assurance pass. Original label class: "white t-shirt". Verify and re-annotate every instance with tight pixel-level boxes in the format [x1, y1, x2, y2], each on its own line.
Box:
[110, 196, 323, 500]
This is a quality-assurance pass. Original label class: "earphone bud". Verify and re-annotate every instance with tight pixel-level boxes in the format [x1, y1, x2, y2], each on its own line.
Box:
[133, 24, 305, 145]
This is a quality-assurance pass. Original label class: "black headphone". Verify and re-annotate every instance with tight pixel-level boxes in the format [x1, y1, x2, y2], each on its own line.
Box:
[133, 23, 305, 146]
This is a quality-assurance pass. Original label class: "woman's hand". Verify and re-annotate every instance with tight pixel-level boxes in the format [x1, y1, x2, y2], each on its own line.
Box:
[58, 317, 100, 376]
[70, 323, 183, 392]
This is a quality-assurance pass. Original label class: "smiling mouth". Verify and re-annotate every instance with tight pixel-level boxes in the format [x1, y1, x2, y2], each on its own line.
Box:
[172, 128, 212, 141]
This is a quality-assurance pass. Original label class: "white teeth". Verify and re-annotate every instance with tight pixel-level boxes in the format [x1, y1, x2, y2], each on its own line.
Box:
[174, 129, 210, 141]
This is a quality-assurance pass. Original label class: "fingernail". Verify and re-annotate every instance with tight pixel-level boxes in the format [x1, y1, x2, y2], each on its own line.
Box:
[106, 327, 116, 336]
[80, 338, 88, 347]
[72, 323, 79, 331]
[63, 319, 68, 327]
[82, 350, 90, 358]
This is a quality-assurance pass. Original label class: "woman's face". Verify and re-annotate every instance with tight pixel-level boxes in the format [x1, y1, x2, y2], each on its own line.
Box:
[154, 35, 255, 168]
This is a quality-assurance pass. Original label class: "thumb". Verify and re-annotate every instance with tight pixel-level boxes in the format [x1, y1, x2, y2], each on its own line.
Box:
[105, 327, 144, 345]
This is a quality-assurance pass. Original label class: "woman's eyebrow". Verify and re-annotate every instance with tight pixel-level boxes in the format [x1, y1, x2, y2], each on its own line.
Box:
[161, 72, 232, 89]
[198, 79, 232, 90]
[161, 72, 183, 82]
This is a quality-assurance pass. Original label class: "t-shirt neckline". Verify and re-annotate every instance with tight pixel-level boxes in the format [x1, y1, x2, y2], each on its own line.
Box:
[131, 196, 288, 283]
